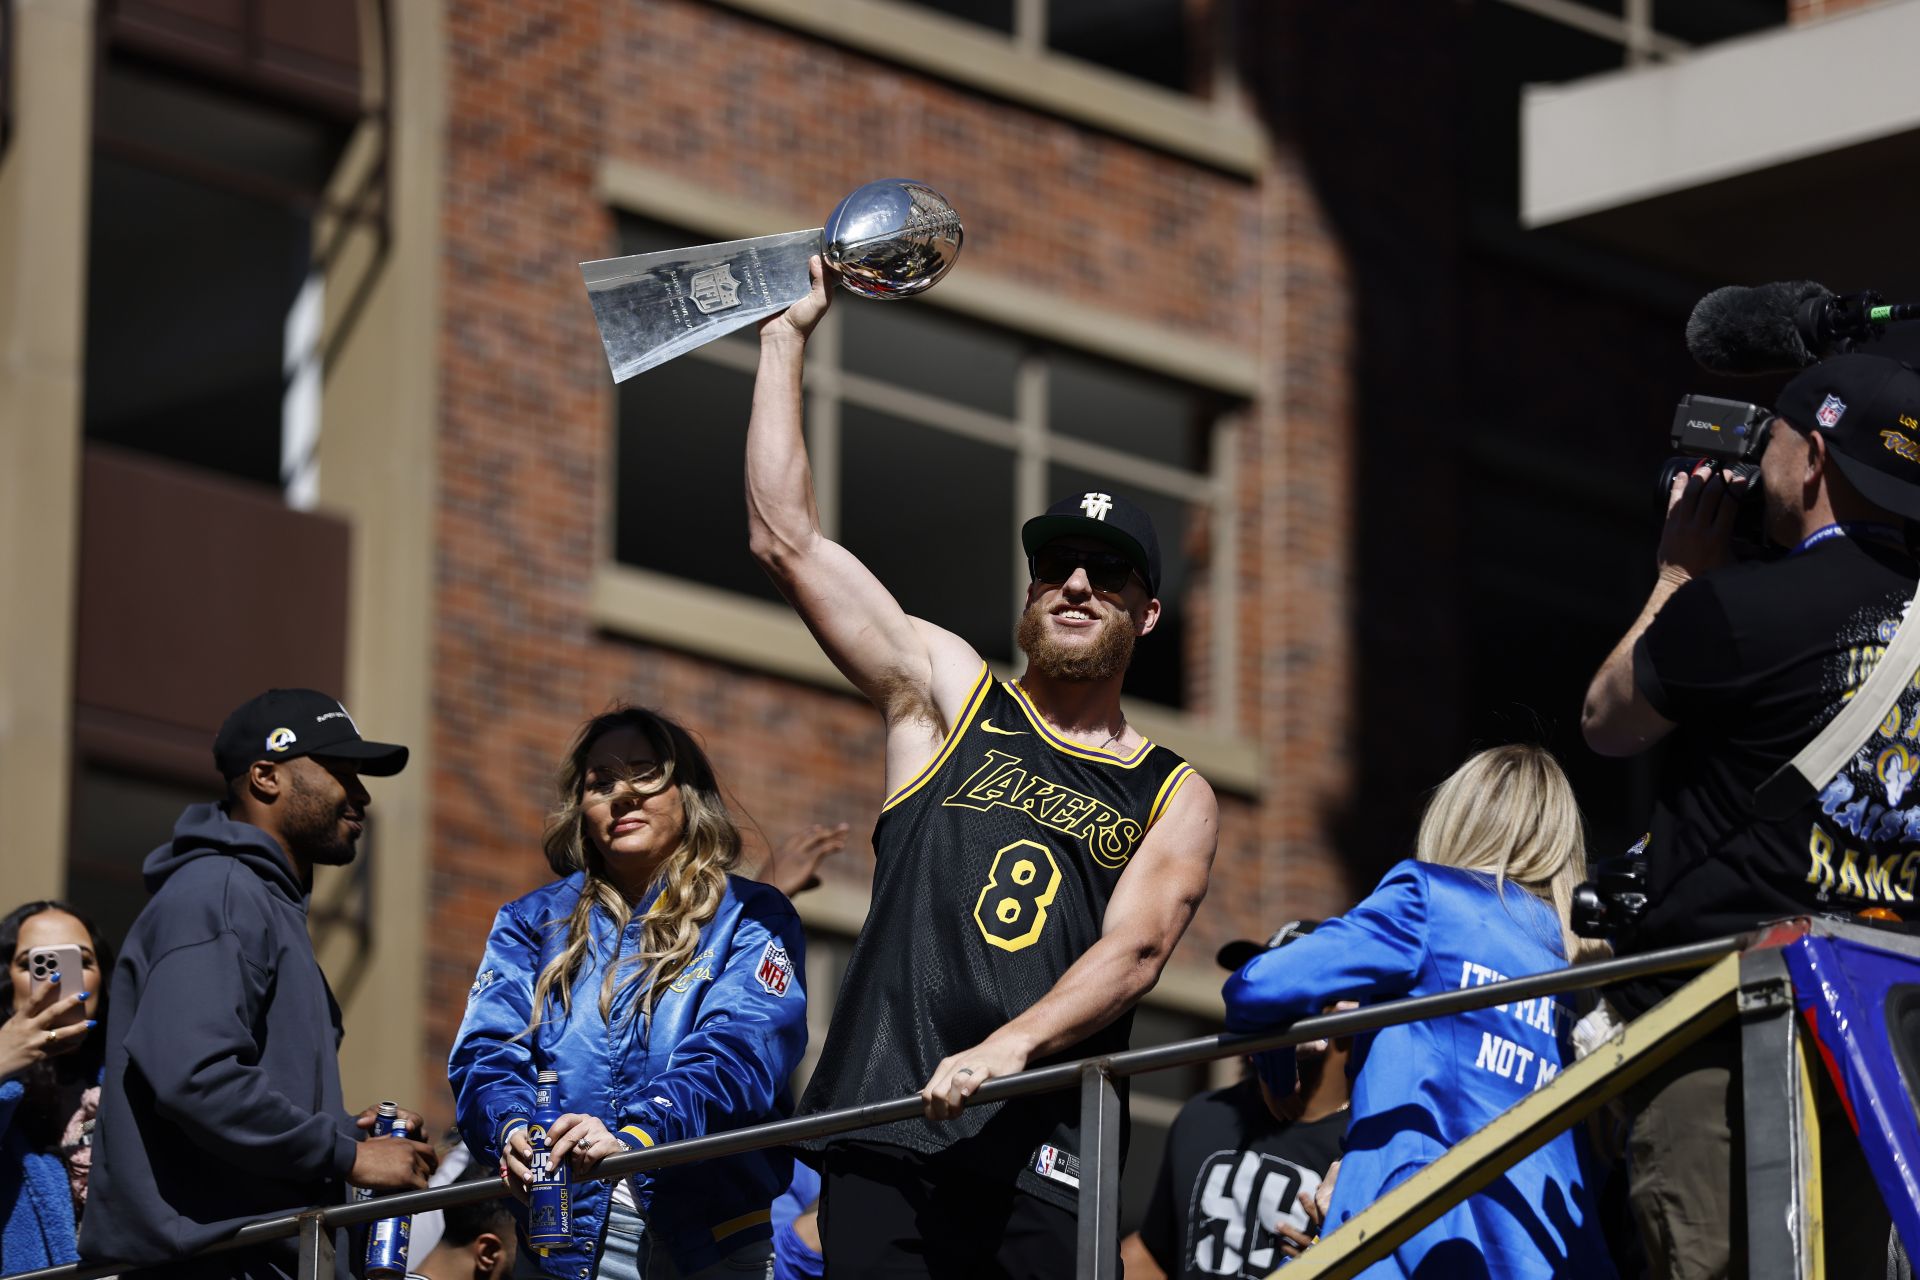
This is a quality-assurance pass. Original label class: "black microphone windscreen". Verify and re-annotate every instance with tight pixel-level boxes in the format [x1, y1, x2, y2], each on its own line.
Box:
[1686, 280, 1829, 375]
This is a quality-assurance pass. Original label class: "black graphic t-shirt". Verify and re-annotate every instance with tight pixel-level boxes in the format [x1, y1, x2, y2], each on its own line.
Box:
[1616, 532, 1920, 1017]
[1136, 1080, 1346, 1280]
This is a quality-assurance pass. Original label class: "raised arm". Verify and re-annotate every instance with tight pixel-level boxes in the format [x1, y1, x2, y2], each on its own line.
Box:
[1583, 465, 1735, 756]
[747, 258, 981, 762]
[920, 773, 1219, 1119]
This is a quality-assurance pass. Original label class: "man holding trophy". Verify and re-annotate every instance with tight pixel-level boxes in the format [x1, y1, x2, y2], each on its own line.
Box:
[743, 256, 1219, 1277]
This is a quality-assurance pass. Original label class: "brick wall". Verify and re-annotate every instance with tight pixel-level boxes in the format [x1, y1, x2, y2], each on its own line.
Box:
[425, 0, 1362, 1116]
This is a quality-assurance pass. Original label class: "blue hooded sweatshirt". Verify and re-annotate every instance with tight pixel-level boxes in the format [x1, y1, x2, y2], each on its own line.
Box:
[1223, 861, 1617, 1280]
[79, 804, 362, 1280]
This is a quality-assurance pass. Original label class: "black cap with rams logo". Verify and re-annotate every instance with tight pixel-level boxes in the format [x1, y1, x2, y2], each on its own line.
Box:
[1776, 354, 1920, 521]
[1020, 490, 1162, 596]
[213, 688, 409, 780]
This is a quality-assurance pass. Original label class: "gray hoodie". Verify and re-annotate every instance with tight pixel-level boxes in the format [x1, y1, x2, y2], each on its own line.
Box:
[79, 804, 359, 1280]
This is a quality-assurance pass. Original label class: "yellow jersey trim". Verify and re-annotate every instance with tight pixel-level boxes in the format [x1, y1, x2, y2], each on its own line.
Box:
[881, 662, 994, 812]
[1147, 762, 1196, 829]
[619, 1124, 656, 1148]
[710, 1208, 773, 1241]
[1007, 681, 1157, 768]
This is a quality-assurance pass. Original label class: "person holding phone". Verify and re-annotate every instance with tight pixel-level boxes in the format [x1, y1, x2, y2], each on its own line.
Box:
[1, 899, 109, 1270]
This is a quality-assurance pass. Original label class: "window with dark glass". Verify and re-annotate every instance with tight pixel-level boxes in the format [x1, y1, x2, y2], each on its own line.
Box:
[83, 58, 354, 488]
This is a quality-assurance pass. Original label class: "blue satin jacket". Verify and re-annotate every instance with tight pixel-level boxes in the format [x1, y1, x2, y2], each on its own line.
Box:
[448, 872, 807, 1278]
[1223, 861, 1617, 1280]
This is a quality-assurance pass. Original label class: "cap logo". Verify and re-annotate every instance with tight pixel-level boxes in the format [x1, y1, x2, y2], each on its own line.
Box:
[1880, 431, 1920, 465]
[317, 701, 359, 732]
[265, 727, 298, 753]
[1079, 492, 1114, 521]
[1817, 394, 1847, 429]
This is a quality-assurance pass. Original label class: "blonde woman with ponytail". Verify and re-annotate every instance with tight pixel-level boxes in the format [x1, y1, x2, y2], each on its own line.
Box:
[450, 707, 807, 1280]
[1222, 745, 1619, 1279]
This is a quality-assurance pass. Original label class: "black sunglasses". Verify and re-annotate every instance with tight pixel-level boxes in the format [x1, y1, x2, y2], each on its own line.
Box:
[1030, 546, 1142, 594]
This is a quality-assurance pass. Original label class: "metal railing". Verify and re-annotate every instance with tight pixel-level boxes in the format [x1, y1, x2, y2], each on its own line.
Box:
[10, 933, 1751, 1280]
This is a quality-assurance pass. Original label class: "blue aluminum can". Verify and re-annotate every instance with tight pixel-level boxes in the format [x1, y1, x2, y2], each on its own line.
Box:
[352, 1103, 400, 1205]
[363, 1107, 414, 1278]
[526, 1070, 571, 1250]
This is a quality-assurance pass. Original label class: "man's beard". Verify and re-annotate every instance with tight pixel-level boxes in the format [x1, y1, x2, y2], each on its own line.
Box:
[1016, 599, 1136, 682]
[285, 769, 357, 867]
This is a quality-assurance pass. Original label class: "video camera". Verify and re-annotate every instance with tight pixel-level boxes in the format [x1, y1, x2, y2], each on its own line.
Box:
[1571, 849, 1650, 942]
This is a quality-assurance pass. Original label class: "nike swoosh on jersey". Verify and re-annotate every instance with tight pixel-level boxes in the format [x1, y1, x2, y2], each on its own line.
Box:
[980, 719, 1028, 736]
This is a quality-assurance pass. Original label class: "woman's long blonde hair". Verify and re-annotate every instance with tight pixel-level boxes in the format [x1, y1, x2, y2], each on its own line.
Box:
[1414, 744, 1601, 961]
[526, 706, 741, 1032]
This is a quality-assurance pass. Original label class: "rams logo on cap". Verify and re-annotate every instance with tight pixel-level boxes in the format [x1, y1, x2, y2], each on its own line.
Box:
[265, 727, 298, 753]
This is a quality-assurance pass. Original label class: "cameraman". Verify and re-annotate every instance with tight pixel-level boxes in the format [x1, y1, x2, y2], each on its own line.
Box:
[1582, 354, 1920, 1279]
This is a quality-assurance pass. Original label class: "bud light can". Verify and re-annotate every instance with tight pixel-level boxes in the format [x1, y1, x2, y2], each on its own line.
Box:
[364, 1116, 414, 1278]
[352, 1102, 400, 1204]
[527, 1070, 571, 1251]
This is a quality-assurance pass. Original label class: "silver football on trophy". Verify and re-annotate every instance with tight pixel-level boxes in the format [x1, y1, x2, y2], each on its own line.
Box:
[823, 179, 964, 300]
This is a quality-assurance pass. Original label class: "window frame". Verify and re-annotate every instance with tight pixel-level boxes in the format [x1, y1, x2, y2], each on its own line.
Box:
[591, 198, 1261, 793]
[701, 0, 1261, 175]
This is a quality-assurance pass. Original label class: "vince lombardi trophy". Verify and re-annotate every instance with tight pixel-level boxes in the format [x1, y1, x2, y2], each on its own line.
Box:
[579, 179, 964, 383]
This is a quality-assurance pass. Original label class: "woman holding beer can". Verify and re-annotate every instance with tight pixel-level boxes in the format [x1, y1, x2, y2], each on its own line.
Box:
[449, 707, 808, 1280]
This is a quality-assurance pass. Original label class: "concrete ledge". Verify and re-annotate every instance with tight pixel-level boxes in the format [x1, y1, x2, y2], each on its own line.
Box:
[1523, 1, 1920, 227]
[591, 562, 1264, 794]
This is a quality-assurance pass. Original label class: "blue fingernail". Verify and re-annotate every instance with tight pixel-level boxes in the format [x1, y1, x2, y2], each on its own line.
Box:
[49, 971, 61, 983]
[86, 1020, 97, 1029]
[77, 992, 90, 1000]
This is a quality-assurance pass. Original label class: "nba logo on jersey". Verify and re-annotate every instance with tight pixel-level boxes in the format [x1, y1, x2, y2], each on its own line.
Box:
[755, 941, 793, 997]
[1033, 1143, 1081, 1188]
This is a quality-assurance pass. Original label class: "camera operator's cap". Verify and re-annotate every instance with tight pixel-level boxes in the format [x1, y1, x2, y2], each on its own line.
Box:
[1021, 490, 1161, 596]
[1776, 354, 1920, 520]
[1216, 919, 1320, 972]
[213, 688, 409, 780]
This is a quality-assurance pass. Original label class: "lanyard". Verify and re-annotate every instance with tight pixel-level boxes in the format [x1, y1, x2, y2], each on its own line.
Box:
[1789, 522, 1906, 557]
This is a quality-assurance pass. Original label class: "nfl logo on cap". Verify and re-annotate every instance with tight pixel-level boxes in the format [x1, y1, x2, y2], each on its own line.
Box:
[1818, 394, 1847, 428]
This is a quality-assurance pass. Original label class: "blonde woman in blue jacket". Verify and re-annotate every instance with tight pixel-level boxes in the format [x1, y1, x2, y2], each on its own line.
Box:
[450, 707, 807, 1280]
[1224, 745, 1616, 1279]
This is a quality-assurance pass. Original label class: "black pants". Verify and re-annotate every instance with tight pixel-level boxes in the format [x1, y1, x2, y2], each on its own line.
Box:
[819, 1142, 1080, 1279]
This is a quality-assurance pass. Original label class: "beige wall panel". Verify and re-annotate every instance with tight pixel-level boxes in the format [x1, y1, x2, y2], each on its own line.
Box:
[310, 0, 447, 1118]
[0, 0, 95, 909]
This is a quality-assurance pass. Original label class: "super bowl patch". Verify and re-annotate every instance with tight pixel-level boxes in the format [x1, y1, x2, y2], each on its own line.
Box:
[755, 940, 794, 997]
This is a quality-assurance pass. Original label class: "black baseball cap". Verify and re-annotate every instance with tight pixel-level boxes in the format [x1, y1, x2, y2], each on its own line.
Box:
[213, 688, 409, 780]
[1020, 490, 1162, 596]
[1216, 919, 1319, 973]
[1775, 354, 1920, 520]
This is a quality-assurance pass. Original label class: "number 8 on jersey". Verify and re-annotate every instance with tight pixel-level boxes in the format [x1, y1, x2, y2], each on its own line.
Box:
[974, 839, 1063, 952]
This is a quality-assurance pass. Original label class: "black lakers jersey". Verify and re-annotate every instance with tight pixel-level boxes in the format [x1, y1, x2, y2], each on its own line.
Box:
[799, 663, 1198, 1208]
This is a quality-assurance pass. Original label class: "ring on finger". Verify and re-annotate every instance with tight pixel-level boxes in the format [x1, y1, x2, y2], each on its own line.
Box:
[956, 1066, 975, 1077]
[44, 1029, 56, 1047]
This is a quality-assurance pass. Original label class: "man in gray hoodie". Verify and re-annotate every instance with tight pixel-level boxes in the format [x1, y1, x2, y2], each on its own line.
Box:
[81, 689, 437, 1280]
